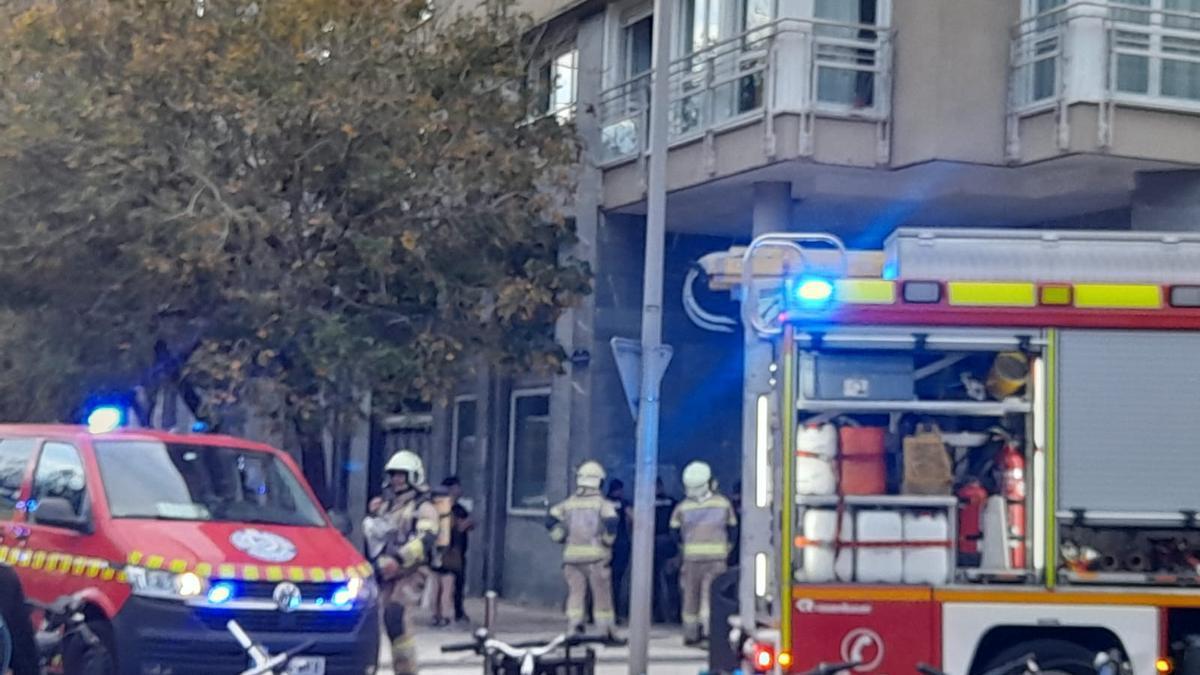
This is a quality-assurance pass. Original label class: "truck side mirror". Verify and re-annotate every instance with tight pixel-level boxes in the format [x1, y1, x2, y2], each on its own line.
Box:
[34, 497, 90, 533]
[328, 509, 353, 537]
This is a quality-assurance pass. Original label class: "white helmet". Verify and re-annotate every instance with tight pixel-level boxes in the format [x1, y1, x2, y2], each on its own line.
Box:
[385, 450, 425, 486]
[682, 461, 713, 499]
[576, 461, 606, 490]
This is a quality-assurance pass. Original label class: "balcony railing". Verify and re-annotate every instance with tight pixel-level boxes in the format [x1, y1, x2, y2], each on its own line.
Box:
[1010, 1, 1200, 155]
[596, 18, 894, 166]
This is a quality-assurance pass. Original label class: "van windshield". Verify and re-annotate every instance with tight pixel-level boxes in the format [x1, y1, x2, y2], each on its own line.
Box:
[93, 441, 325, 527]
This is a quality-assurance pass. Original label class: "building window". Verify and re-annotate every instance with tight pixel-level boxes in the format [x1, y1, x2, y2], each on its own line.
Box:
[507, 388, 551, 514]
[1112, 0, 1200, 102]
[537, 47, 579, 122]
[813, 0, 885, 108]
[0, 438, 36, 519]
[31, 442, 88, 523]
[450, 396, 479, 497]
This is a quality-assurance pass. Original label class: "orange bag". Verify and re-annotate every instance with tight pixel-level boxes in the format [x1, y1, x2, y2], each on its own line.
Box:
[838, 426, 887, 495]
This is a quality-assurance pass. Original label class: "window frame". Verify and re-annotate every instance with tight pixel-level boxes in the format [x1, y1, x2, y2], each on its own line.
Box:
[0, 437, 37, 520]
[505, 386, 553, 517]
[30, 440, 90, 526]
[450, 395, 478, 478]
[534, 43, 580, 122]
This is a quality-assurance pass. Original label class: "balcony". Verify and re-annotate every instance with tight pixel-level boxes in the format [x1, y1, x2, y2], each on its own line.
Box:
[595, 18, 894, 173]
[1009, 0, 1200, 163]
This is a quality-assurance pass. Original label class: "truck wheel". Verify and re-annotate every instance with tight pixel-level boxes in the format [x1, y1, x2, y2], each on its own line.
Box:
[980, 639, 1098, 675]
[62, 618, 117, 675]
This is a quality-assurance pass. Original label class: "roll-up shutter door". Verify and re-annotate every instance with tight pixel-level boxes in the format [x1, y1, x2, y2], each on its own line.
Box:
[1059, 330, 1200, 514]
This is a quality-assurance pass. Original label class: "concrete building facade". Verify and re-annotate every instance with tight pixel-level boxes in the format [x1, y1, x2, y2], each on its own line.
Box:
[417, 0, 1200, 607]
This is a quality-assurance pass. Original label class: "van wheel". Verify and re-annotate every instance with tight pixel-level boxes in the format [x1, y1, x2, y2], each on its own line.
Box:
[980, 639, 1098, 675]
[62, 618, 117, 675]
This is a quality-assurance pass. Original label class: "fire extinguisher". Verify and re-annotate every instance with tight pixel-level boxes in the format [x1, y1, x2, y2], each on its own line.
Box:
[997, 441, 1027, 569]
[957, 480, 988, 563]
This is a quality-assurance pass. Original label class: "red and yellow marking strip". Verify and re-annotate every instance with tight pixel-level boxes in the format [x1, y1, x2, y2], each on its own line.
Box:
[818, 280, 1168, 310]
[790, 584, 1200, 609]
[0, 543, 372, 586]
[779, 279, 1200, 329]
[128, 551, 373, 582]
[0, 545, 127, 583]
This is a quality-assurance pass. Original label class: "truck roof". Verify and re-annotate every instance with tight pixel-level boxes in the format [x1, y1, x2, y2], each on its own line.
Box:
[0, 424, 277, 452]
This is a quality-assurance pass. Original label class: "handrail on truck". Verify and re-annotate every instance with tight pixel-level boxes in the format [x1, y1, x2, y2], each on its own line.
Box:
[740, 233, 848, 337]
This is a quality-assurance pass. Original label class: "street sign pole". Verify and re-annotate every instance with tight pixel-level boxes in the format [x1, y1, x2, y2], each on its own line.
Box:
[627, 0, 673, 668]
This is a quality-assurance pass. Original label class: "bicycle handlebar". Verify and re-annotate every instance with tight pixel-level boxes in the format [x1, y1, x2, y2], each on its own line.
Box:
[915, 653, 1037, 675]
[440, 632, 624, 655]
[803, 660, 862, 675]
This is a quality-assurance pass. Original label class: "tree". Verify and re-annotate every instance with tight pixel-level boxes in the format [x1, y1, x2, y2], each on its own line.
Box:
[0, 0, 590, 491]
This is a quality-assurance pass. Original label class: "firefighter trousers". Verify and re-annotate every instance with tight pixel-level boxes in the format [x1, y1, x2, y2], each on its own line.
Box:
[382, 571, 427, 675]
[563, 561, 614, 633]
[680, 559, 726, 643]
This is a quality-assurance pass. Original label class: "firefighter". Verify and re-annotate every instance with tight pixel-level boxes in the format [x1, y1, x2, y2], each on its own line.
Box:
[671, 461, 737, 646]
[364, 450, 441, 675]
[547, 460, 620, 635]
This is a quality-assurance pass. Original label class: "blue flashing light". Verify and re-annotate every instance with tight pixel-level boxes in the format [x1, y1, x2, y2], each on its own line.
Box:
[791, 277, 835, 308]
[330, 584, 354, 608]
[882, 259, 900, 281]
[207, 582, 235, 605]
[86, 406, 125, 434]
[191, 421, 209, 433]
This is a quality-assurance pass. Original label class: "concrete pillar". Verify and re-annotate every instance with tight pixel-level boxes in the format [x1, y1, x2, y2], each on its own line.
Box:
[1132, 171, 1200, 232]
[740, 182, 791, 624]
[548, 12, 606, 506]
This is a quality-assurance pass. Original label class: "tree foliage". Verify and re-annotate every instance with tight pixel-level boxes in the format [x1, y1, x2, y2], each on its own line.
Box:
[0, 0, 589, 431]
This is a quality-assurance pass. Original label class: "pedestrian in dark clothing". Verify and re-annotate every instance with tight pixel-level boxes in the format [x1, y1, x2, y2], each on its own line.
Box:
[606, 479, 633, 623]
[443, 476, 474, 624]
[0, 564, 38, 675]
[728, 480, 743, 567]
[653, 477, 680, 624]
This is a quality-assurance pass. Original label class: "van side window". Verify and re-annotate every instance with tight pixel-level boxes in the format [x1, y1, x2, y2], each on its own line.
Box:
[0, 438, 37, 519]
[32, 442, 88, 521]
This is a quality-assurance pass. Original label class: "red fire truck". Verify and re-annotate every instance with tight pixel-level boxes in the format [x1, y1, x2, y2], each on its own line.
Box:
[693, 228, 1200, 675]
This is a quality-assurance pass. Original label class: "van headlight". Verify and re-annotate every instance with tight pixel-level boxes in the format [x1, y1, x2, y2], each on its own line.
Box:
[126, 567, 207, 600]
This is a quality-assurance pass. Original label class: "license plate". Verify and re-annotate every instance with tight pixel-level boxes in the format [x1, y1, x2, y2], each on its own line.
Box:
[287, 656, 326, 675]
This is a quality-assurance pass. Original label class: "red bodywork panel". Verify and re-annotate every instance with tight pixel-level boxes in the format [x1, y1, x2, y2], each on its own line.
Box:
[790, 587, 940, 674]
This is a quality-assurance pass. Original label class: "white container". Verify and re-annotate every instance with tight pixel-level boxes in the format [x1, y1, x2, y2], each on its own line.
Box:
[856, 510, 903, 583]
[902, 512, 950, 585]
[796, 456, 837, 495]
[800, 509, 854, 582]
[797, 424, 838, 458]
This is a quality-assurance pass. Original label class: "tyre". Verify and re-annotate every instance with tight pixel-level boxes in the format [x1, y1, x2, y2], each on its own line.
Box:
[980, 638, 1099, 675]
[62, 618, 117, 675]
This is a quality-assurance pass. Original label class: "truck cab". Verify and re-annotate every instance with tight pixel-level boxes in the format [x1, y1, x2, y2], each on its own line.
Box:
[0, 424, 380, 675]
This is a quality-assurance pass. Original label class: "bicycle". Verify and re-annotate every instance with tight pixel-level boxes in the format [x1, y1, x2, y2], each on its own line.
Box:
[29, 595, 115, 675]
[227, 620, 317, 675]
[441, 628, 626, 675]
[918, 654, 1039, 675]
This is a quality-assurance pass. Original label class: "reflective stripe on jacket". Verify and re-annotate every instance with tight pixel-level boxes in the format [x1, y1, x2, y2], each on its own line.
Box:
[670, 494, 737, 561]
[549, 491, 619, 564]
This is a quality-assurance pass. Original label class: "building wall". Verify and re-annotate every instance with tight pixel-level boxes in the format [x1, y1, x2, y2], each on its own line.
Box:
[890, 0, 1017, 167]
